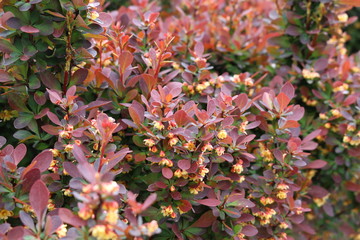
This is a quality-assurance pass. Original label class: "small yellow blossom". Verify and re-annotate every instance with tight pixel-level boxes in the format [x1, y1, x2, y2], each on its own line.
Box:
[91, 225, 117, 240]
[302, 69, 320, 79]
[276, 190, 288, 199]
[64, 144, 74, 153]
[78, 206, 93, 220]
[338, 13, 348, 23]
[50, 149, 60, 157]
[183, 141, 196, 151]
[154, 121, 164, 130]
[56, 224, 67, 238]
[314, 194, 329, 207]
[159, 158, 173, 167]
[144, 139, 156, 147]
[161, 205, 176, 218]
[0, 209, 13, 220]
[231, 163, 244, 174]
[215, 146, 225, 156]
[169, 137, 179, 147]
[0, 110, 18, 121]
[279, 222, 289, 229]
[105, 210, 118, 224]
[330, 109, 341, 118]
[217, 130, 228, 139]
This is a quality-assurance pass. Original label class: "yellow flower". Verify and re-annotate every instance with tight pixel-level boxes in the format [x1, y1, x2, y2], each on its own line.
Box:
[330, 109, 341, 118]
[62, 189, 73, 197]
[59, 130, 71, 139]
[231, 163, 244, 174]
[91, 225, 117, 240]
[0, 110, 18, 121]
[319, 113, 328, 120]
[50, 149, 60, 157]
[169, 137, 179, 147]
[276, 183, 289, 190]
[279, 222, 289, 229]
[338, 13, 348, 23]
[145, 220, 160, 236]
[56, 224, 67, 238]
[78, 206, 93, 220]
[183, 141, 196, 151]
[144, 139, 156, 147]
[215, 146, 225, 156]
[64, 144, 73, 153]
[189, 187, 199, 195]
[161, 205, 176, 218]
[217, 130, 228, 139]
[260, 196, 274, 205]
[88, 11, 99, 20]
[48, 199, 55, 211]
[159, 158, 173, 167]
[276, 190, 288, 199]
[0, 209, 13, 220]
[302, 69, 320, 79]
[154, 121, 164, 130]
[105, 210, 118, 224]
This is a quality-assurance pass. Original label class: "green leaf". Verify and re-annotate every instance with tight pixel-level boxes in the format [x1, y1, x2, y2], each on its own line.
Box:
[0, 38, 19, 54]
[13, 130, 36, 141]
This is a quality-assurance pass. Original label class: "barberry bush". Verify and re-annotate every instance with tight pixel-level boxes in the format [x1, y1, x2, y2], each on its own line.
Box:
[0, 0, 359, 239]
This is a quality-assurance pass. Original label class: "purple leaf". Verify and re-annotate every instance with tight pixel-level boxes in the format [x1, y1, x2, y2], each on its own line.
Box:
[29, 180, 49, 222]
[31, 150, 53, 172]
[58, 208, 86, 228]
[304, 160, 327, 169]
[63, 162, 82, 178]
[241, 224, 258, 237]
[196, 198, 221, 207]
[19, 211, 35, 231]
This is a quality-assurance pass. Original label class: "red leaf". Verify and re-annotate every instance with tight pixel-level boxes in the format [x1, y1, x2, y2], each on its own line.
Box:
[276, 92, 290, 112]
[178, 200, 192, 213]
[241, 224, 258, 237]
[174, 110, 190, 127]
[162, 167, 173, 179]
[31, 150, 53, 172]
[178, 159, 191, 170]
[0, 70, 11, 82]
[41, 125, 61, 135]
[29, 180, 49, 221]
[303, 129, 321, 143]
[58, 208, 86, 228]
[44, 215, 62, 236]
[190, 211, 217, 228]
[345, 182, 360, 192]
[63, 162, 81, 178]
[21, 168, 40, 192]
[281, 120, 300, 129]
[304, 160, 327, 169]
[13, 144, 26, 165]
[142, 193, 157, 211]
[281, 82, 295, 99]
[72, 145, 86, 164]
[119, 51, 133, 74]
[196, 198, 221, 207]
[128, 100, 145, 125]
[20, 25, 39, 33]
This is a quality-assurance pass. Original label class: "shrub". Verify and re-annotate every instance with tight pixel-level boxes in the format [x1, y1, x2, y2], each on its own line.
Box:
[0, 0, 359, 239]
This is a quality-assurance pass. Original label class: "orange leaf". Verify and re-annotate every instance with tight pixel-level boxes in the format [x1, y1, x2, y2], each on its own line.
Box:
[276, 92, 290, 112]
[339, 0, 360, 6]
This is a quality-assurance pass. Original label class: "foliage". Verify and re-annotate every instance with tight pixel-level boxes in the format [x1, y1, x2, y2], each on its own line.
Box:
[0, 0, 359, 239]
